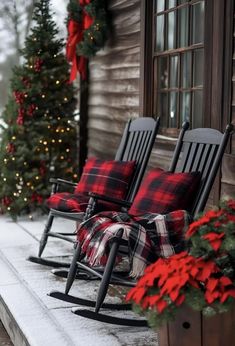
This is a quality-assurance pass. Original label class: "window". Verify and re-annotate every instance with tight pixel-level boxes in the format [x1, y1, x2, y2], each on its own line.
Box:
[153, 0, 205, 130]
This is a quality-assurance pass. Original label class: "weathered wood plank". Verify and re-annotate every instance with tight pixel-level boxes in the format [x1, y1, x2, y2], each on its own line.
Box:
[87, 0, 141, 159]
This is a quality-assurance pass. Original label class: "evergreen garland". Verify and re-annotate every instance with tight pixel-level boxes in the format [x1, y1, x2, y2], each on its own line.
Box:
[67, 0, 108, 58]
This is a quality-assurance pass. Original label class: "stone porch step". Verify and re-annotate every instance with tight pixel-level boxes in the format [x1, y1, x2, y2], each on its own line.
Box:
[0, 215, 158, 346]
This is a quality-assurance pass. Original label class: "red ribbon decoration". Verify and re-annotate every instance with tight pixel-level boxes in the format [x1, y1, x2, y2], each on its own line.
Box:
[66, 0, 94, 82]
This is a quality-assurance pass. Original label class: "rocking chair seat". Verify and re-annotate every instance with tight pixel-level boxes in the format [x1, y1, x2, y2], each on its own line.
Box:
[47, 192, 89, 213]
[47, 192, 121, 213]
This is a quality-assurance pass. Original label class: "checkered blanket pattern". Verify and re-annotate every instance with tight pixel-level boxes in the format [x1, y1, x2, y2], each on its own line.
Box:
[77, 210, 191, 278]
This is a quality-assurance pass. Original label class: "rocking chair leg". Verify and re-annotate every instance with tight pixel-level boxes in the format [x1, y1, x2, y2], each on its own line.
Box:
[95, 228, 124, 313]
[65, 243, 81, 295]
[38, 212, 54, 257]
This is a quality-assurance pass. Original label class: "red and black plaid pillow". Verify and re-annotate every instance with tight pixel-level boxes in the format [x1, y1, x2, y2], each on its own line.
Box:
[128, 168, 200, 216]
[75, 157, 136, 199]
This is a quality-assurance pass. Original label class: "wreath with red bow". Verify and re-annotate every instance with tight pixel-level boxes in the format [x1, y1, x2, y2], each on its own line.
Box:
[66, 0, 108, 81]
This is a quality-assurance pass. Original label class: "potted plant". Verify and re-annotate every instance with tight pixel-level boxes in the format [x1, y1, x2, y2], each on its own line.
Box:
[126, 199, 235, 346]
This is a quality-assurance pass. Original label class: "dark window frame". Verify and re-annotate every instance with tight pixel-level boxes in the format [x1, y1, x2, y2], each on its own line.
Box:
[140, 0, 233, 137]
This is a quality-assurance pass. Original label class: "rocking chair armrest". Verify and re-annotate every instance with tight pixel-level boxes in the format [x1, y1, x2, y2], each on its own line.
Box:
[88, 192, 132, 208]
[49, 178, 77, 187]
[49, 178, 77, 194]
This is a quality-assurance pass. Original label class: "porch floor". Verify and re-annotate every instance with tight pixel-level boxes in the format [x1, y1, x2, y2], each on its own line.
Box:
[0, 215, 158, 346]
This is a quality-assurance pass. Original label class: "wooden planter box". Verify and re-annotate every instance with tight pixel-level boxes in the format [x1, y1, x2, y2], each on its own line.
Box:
[158, 305, 235, 346]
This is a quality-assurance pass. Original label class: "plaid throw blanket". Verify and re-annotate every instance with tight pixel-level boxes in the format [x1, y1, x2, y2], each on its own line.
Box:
[77, 210, 191, 278]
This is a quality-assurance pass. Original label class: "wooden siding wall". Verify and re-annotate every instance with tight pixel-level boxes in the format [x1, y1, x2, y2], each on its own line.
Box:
[87, 0, 141, 159]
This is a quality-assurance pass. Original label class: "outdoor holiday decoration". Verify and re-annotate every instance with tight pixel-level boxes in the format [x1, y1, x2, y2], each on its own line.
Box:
[66, 0, 108, 81]
[126, 199, 235, 328]
[0, 0, 78, 219]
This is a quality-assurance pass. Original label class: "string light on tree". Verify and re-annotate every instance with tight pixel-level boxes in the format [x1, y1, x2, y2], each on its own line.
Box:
[0, 0, 78, 219]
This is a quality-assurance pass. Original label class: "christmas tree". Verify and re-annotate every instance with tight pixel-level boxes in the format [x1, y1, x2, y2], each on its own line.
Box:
[0, 0, 78, 219]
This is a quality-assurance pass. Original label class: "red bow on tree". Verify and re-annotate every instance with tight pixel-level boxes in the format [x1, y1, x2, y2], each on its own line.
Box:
[66, 0, 94, 81]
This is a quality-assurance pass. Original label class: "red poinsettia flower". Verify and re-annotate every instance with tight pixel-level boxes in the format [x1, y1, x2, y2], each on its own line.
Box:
[202, 232, 225, 251]
[186, 210, 224, 238]
[227, 199, 235, 210]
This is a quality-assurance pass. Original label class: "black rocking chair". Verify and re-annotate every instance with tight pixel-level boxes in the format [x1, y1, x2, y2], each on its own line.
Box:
[28, 117, 160, 268]
[49, 123, 234, 327]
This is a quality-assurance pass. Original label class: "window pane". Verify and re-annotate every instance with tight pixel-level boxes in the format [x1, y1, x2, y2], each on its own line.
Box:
[156, 15, 165, 51]
[156, 0, 165, 13]
[178, 6, 189, 47]
[169, 92, 178, 127]
[158, 56, 168, 89]
[170, 55, 179, 88]
[167, 11, 176, 49]
[192, 2, 205, 44]
[192, 90, 203, 127]
[193, 49, 204, 87]
[157, 93, 168, 127]
[180, 92, 190, 123]
[167, 0, 176, 9]
[181, 51, 192, 89]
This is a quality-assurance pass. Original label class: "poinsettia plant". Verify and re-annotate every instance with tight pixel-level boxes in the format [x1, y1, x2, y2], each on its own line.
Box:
[126, 199, 235, 328]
